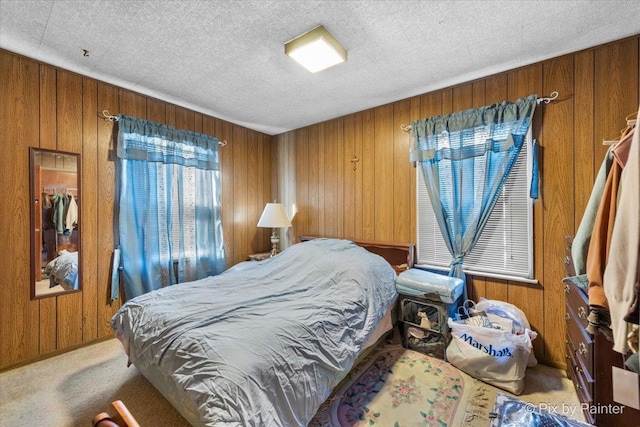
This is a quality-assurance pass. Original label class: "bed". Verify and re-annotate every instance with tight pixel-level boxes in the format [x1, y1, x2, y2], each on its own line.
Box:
[43, 250, 79, 290]
[111, 237, 414, 426]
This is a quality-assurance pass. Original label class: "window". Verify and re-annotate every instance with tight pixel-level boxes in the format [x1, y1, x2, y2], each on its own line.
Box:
[416, 128, 535, 283]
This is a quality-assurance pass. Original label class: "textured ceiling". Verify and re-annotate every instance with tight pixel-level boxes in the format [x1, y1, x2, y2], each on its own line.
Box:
[1, 0, 639, 135]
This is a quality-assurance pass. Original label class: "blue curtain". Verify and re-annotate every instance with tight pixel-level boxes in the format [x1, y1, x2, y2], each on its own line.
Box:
[410, 95, 537, 300]
[116, 115, 226, 300]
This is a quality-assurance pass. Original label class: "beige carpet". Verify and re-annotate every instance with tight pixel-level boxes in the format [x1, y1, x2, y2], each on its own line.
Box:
[0, 338, 586, 427]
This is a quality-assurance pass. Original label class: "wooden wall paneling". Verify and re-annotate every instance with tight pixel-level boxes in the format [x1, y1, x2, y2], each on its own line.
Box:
[472, 81, 486, 107]
[360, 110, 376, 241]
[0, 52, 40, 366]
[246, 130, 260, 252]
[594, 39, 639, 166]
[175, 106, 194, 131]
[408, 98, 421, 244]
[194, 112, 203, 133]
[146, 98, 166, 123]
[295, 127, 310, 241]
[342, 115, 357, 240]
[38, 64, 59, 354]
[232, 125, 248, 264]
[260, 133, 271, 249]
[55, 70, 84, 349]
[392, 99, 411, 243]
[119, 91, 146, 119]
[283, 131, 298, 247]
[373, 104, 394, 242]
[541, 55, 576, 367]
[352, 113, 365, 241]
[506, 64, 545, 361]
[96, 82, 120, 335]
[313, 124, 325, 237]
[335, 118, 345, 239]
[573, 50, 595, 225]
[218, 120, 234, 267]
[165, 104, 176, 127]
[81, 77, 98, 342]
[452, 83, 473, 112]
[306, 125, 320, 238]
[323, 119, 340, 238]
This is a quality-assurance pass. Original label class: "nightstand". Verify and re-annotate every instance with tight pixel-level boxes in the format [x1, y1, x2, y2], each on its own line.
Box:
[247, 252, 271, 261]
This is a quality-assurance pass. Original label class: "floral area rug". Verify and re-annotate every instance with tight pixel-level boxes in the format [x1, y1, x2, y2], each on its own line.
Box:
[310, 345, 496, 427]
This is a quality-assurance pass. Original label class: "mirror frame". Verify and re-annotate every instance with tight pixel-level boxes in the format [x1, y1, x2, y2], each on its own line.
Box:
[30, 147, 82, 299]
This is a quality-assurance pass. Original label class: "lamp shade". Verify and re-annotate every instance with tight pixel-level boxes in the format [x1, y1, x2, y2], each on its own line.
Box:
[257, 203, 292, 228]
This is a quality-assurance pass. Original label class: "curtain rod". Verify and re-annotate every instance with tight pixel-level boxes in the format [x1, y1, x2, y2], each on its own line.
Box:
[99, 110, 227, 146]
[400, 91, 560, 132]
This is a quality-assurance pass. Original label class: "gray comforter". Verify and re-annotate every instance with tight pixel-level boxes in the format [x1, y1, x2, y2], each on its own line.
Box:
[111, 238, 397, 426]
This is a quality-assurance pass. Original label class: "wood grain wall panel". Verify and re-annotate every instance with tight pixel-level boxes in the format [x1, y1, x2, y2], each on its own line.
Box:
[96, 82, 119, 337]
[472, 81, 486, 108]
[165, 104, 176, 127]
[392, 99, 411, 243]
[353, 113, 365, 241]
[323, 118, 341, 238]
[260, 133, 272, 249]
[334, 118, 345, 240]
[38, 64, 59, 354]
[56, 70, 84, 349]
[218, 120, 234, 267]
[342, 117, 356, 240]
[232, 126, 248, 264]
[307, 125, 320, 238]
[146, 98, 166, 123]
[0, 52, 40, 366]
[120, 91, 146, 119]
[594, 39, 639, 165]
[373, 104, 394, 242]
[541, 55, 575, 367]
[81, 78, 98, 342]
[317, 124, 326, 237]
[294, 128, 309, 239]
[408, 98, 421, 243]
[361, 110, 375, 241]
[573, 51, 595, 225]
[246, 130, 260, 252]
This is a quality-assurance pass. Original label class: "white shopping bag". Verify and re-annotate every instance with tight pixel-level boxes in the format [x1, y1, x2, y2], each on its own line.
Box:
[446, 318, 535, 395]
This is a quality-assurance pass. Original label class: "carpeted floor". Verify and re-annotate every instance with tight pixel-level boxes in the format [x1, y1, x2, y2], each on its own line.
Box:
[0, 338, 586, 426]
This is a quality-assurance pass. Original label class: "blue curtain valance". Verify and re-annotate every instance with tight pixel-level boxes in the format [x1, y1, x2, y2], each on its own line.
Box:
[410, 95, 537, 162]
[117, 114, 221, 170]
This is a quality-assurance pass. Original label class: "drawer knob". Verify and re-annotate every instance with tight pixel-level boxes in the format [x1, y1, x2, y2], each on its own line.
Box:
[577, 306, 587, 319]
[565, 313, 570, 322]
[564, 283, 570, 294]
[578, 342, 588, 356]
[564, 255, 571, 265]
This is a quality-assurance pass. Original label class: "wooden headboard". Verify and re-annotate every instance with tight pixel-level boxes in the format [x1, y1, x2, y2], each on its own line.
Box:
[299, 236, 415, 274]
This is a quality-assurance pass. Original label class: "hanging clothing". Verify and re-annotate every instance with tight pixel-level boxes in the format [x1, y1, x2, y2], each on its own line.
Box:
[586, 129, 633, 338]
[603, 107, 639, 353]
[51, 194, 67, 234]
[572, 146, 615, 275]
[65, 194, 78, 235]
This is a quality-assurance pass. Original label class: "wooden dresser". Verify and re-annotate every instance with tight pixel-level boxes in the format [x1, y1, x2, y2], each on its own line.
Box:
[564, 278, 639, 426]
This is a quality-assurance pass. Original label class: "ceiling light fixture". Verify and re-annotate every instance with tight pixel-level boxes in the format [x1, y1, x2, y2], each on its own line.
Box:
[285, 25, 347, 73]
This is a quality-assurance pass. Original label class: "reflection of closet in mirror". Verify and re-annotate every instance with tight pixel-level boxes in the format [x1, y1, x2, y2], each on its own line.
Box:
[30, 148, 81, 299]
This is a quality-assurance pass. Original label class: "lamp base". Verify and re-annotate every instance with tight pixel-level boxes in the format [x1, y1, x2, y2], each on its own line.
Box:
[270, 229, 280, 257]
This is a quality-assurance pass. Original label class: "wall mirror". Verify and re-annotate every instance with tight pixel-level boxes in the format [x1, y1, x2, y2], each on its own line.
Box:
[30, 148, 81, 299]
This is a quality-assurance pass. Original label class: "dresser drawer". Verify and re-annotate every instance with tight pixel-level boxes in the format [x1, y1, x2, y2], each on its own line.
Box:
[564, 279, 589, 330]
[566, 303, 593, 377]
[565, 339, 593, 402]
[566, 340, 595, 425]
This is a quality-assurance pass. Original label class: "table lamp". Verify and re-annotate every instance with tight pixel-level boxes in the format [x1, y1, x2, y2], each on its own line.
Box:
[257, 203, 292, 257]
